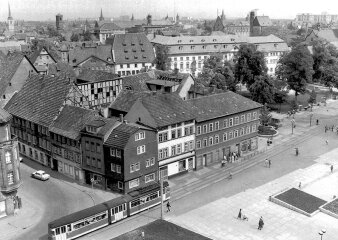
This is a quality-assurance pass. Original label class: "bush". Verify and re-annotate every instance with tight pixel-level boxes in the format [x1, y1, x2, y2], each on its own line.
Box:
[258, 125, 277, 135]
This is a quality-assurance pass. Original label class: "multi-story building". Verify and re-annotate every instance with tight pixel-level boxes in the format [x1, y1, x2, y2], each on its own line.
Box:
[149, 34, 289, 76]
[28, 46, 58, 74]
[296, 13, 338, 24]
[187, 92, 261, 169]
[0, 108, 21, 218]
[49, 105, 99, 181]
[103, 122, 158, 193]
[110, 33, 155, 76]
[124, 92, 196, 178]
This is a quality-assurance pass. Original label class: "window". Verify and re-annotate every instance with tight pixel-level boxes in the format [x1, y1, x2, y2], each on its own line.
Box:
[145, 173, 155, 183]
[215, 135, 219, 144]
[223, 119, 228, 128]
[196, 140, 201, 149]
[96, 143, 101, 153]
[234, 130, 239, 138]
[110, 148, 115, 156]
[118, 181, 123, 189]
[135, 64, 137, 68]
[223, 133, 228, 141]
[158, 132, 168, 142]
[129, 178, 139, 189]
[252, 124, 257, 132]
[91, 142, 95, 152]
[137, 145, 146, 155]
[241, 115, 245, 123]
[159, 148, 168, 159]
[209, 137, 213, 145]
[240, 128, 245, 135]
[171, 130, 176, 139]
[247, 113, 251, 121]
[92, 158, 96, 167]
[209, 123, 213, 132]
[116, 150, 121, 158]
[7, 172, 14, 185]
[171, 145, 176, 156]
[116, 165, 121, 173]
[246, 126, 251, 134]
[234, 117, 239, 125]
[229, 118, 233, 127]
[215, 121, 219, 130]
[5, 152, 11, 164]
[177, 144, 182, 154]
[253, 112, 257, 120]
[150, 157, 155, 166]
[184, 127, 189, 136]
[229, 131, 233, 139]
[111, 163, 116, 172]
[85, 141, 90, 151]
[203, 125, 207, 133]
[127, 64, 130, 68]
[97, 159, 101, 169]
[146, 159, 151, 167]
[197, 126, 201, 135]
[177, 128, 182, 138]
[120, 64, 123, 69]
[86, 156, 90, 165]
[203, 138, 207, 147]
[135, 131, 145, 141]
[184, 142, 189, 152]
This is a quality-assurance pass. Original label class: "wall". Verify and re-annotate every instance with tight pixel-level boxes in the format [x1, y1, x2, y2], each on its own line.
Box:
[115, 62, 153, 76]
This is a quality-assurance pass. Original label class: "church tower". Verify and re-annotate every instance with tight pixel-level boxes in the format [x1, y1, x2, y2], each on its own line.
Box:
[99, 8, 104, 21]
[7, 3, 15, 34]
[0, 108, 22, 218]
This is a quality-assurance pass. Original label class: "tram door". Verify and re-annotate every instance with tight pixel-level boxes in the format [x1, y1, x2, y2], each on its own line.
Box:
[111, 204, 126, 223]
[53, 226, 67, 240]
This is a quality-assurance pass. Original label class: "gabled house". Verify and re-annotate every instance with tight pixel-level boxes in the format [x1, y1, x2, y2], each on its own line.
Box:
[103, 122, 158, 193]
[95, 22, 125, 44]
[0, 52, 37, 107]
[28, 46, 58, 74]
[124, 92, 196, 179]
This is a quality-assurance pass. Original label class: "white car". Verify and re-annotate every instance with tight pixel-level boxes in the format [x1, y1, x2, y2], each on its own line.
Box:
[31, 170, 50, 181]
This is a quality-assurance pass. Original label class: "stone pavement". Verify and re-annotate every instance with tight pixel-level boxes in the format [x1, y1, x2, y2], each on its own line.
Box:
[167, 149, 338, 240]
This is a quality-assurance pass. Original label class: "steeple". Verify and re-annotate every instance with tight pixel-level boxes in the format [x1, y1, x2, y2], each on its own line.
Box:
[131, 14, 134, 21]
[8, 3, 13, 20]
[99, 8, 104, 21]
[221, 9, 225, 21]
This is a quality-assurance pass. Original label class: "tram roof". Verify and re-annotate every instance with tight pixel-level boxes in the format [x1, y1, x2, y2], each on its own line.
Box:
[49, 195, 132, 229]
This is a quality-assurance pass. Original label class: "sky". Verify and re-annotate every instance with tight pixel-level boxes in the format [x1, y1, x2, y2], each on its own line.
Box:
[1, 0, 338, 21]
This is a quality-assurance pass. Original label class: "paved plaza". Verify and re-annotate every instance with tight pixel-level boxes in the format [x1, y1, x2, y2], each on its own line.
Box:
[167, 148, 338, 240]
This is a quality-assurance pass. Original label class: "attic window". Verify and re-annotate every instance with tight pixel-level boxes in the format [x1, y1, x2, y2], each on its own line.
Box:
[87, 126, 97, 133]
[274, 43, 278, 47]
[213, 39, 217, 42]
[8, 82, 11, 86]
[72, 59, 77, 63]
[122, 43, 127, 46]
[107, 57, 112, 61]
[134, 56, 138, 59]
[124, 49, 128, 53]
[131, 43, 135, 46]
[125, 56, 129, 59]
[231, 38, 235, 41]
[141, 48, 145, 52]
[139, 42, 143, 45]
[132, 49, 136, 52]
[178, 40, 182, 43]
[189, 39, 193, 42]
[142, 55, 146, 58]
[201, 39, 205, 42]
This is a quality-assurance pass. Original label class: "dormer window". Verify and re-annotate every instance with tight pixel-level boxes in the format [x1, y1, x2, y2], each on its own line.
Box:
[274, 43, 278, 47]
[213, 39, 216, 42]
[87, 126, 97, 133]
[178, 40, 182, 43]
[189, 39, 193, 42]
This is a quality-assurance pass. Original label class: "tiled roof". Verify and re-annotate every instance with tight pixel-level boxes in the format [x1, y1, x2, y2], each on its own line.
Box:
[47, 62, 77, 79]
[112, 33, 155, 64]
[4, 74, 72, 127]
[247, 34, 285, 44]
[104, 122, 139, 148]
[28, 45, 59, 64]
[114, 20, 145, 29]
[100, 22, 124, 31]
[0, 107, 12, 123]
[121, 72, 153, 91]
[49, 105, 99, 140]
[137, 92, 195, 128]
[77, 69, 120, 83]
[186, 91, 262, 122]
[109, 90, 152, 113]
[149, 35, 247, 45]
[68, 45, 113, 66]
[152, 69, 191, 93]
[254, 16, 272, 27]
[0, 53, 30, 96]
[317, 29, 338, 42]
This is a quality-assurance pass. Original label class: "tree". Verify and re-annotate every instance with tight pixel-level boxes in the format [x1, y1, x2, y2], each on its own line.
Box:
[234, 44, 268, 89]
[275, 43, 314, 101]
[47, 25, 61, 37]
[153, 45, 171, 71]
[260, 104, 272, 126]
[308, 89, 317, 105]
[274, 90, 288, 112]
[190, 60, 197, 76]
[248, 75, 275, 104]
[82, 30, 92, 41]
[70, 33, 80, 42]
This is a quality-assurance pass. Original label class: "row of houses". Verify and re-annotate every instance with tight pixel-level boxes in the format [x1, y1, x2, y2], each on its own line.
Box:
[4, 73, 261, 194]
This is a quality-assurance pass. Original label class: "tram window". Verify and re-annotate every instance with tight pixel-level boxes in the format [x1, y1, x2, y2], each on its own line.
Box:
[111, 208, 115, 215]
[123, 203, 126, 211]
[55, 228, 60, 235]
[114, 207, 118, 213]
[67, 224, 71, 232]
[131, 199, 140, 208]
[119, 205, 123, 212]
[61, 226, 66, 233]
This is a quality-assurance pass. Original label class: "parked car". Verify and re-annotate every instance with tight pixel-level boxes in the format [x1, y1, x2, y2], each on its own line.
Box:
[31, 170, 50, 181]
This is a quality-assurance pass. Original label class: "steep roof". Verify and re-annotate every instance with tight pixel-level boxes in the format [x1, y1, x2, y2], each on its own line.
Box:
[68, 45, 113, 66]
[187, 91, 262, 122]
[121, 72, 153, 91]
[316, 29, 338, 42]
[77, 69, 120, 83]
[104, 122, 140, 148]
[49, 105, 99, 140]
[0, 53, 27, 96]
[85, 116, 120, 139]
[137, 92, 194, 128]
[47, 62, 76, 79]
[110, 90, 152, 113]
[112, 33, 155, 64]
[28, 45, 59, 63]
[4, 74, 72, 127]
[254, 16, 272, 27]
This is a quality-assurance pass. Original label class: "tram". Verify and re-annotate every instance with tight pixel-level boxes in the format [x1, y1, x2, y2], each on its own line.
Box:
[48, 182, 170, 240]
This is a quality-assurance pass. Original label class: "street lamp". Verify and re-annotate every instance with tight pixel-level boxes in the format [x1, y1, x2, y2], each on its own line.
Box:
[310, 113, 313, 126]
[291, 119, 295, 134]
[318, 229, 326, 240]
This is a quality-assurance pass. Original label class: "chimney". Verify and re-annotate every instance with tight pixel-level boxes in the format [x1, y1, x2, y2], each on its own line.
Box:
[119, 114, 124, 122]
[250, 11, 255, 36]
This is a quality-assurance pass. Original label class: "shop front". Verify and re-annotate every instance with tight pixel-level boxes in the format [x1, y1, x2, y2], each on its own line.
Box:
[159, 152, 195, 179]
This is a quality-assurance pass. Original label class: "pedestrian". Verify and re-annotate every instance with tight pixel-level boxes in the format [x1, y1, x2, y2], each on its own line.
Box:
[298, 182, 302, 189]
[268, 159, 271, 168]
[166, 201, 171, 212]
[325, 126, 327, 133]
[331, 165, 333, 173]
[332, 125, 335, 131]
[295, 148, 299, 156]
[326, 140, 329, 145]
[316, 119, 319, 125]
[258, 216, 264, 230]
[237, 209, 242, 219]
[265, 159, 269, 167]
